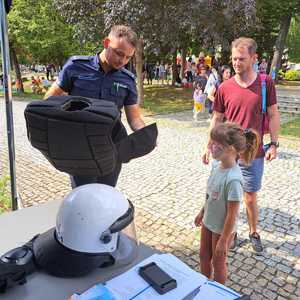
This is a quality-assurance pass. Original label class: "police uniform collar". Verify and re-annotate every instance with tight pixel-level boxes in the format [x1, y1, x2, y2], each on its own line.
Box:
[97, 52, 121, 74]
[93, 53, 101, 71]
[94, 53, 117, 74]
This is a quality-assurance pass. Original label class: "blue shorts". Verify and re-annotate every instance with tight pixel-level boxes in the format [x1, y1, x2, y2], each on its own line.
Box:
[239, 158, 264, 192]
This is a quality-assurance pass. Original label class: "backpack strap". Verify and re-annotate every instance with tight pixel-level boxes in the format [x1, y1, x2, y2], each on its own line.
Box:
[260, 74, 267, 114]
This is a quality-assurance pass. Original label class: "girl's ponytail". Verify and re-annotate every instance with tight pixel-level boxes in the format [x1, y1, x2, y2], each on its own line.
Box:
[242, 129, 260, 165]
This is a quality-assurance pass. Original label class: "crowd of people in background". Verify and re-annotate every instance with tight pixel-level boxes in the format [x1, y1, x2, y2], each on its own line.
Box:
[1, 63, 57, 94]
[144, 61, 172, 85]
[142, 51, 269, 121]
[5, 52, 269, 105]
[30, 75, 51, 94]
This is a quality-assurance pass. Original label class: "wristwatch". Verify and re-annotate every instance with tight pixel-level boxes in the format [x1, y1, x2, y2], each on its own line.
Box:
[270, 141, 279, 148]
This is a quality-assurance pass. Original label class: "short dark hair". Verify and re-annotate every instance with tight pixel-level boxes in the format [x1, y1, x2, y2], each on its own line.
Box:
[231, 37, 257, 55]
[109, 25, 138, 48]
[218, 65, 231, 82]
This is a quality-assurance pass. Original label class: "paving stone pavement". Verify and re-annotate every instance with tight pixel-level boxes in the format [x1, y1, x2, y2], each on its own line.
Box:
[1, 98, 300, 300]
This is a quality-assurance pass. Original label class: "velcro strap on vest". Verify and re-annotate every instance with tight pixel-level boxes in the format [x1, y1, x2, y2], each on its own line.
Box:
[117, 123, 158, 163]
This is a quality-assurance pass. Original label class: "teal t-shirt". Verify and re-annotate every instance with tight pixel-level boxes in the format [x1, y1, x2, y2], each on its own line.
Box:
[203, 162, 243, 234]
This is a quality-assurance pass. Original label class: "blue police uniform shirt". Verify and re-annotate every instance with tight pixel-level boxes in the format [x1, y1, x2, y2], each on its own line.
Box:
[56, 54, 137, 109]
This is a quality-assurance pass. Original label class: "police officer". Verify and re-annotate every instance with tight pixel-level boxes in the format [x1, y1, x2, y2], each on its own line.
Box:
[45, 25, 145, 187]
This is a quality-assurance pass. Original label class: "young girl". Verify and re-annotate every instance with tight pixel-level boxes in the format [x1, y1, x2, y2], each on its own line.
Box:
[195, 122, 259, 284]
[193, 81, 206, 121]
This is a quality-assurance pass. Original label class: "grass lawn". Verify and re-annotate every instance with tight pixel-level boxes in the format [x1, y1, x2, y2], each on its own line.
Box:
[0, 176, 10, 214]
[7, 91, 43, 99]
[280, 117, 300, 138]
[3, 83, 194, 113]
[142, 85, 193, 114]
[0, 77, 48, 100]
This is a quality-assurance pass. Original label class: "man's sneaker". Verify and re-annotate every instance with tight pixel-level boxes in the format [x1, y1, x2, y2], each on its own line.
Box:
[249, 232, 263, 253]
[230, 232, 238, 251]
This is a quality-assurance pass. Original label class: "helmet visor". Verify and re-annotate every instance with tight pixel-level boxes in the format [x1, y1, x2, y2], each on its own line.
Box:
[110, 219, 138, 266]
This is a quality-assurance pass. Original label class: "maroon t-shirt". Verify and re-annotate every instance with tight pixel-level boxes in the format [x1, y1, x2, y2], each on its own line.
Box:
[214, 75, 277, 157]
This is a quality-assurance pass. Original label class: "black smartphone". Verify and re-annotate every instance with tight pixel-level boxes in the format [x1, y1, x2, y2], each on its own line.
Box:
[139, 262, 177, 295]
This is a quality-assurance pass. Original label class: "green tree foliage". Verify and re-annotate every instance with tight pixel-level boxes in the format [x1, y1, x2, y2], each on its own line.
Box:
[54, 0, 201, 56]
[53, 0, 104, 44]
[198, 1, 257, 54]
[254, 0, 300, 58]
[53, 0, 257, 100]
[54, 0, 205, 101]
[8, 0, 85, 66]
[253, 0, 300, 79]
[189, 0, 257, 65]
[54, 0, 257, 59]
[287, 17, 300, 62]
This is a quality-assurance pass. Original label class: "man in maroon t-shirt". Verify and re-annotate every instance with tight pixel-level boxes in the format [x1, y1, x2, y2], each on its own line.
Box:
[202, 37, 280, 253]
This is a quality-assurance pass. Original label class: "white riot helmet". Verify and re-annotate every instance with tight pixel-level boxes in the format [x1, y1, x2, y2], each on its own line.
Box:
[33, 184, 138, 277]
[56, 183, 131, 253]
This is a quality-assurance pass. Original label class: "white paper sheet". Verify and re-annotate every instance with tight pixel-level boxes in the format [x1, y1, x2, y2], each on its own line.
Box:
[105, 253, 207, 300]
[193, 281, 241, 300]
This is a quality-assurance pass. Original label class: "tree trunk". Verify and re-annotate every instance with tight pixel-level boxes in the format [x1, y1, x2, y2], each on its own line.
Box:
[11, 46, 24, 92]
[269, 14, 292, 82]
[135, 38, 144, 105]
[172, 49, 177, 86]
[180, 48, 187, 80]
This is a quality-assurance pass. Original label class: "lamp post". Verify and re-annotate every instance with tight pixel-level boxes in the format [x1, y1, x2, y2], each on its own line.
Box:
[0, 0, 18, 210]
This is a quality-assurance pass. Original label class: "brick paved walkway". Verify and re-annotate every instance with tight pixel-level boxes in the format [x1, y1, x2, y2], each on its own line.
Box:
[1, 99, 300, 299]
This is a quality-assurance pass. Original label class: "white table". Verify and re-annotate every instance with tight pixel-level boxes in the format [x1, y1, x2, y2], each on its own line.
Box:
[0, 200, 244, 300]
[0, 200, 155, 300]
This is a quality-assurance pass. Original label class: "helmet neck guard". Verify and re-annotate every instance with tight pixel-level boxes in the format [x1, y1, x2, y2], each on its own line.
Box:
[33, 228, 115, 277]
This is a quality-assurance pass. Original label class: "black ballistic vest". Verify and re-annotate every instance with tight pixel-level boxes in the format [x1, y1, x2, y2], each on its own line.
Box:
[24, 96, 157, 177]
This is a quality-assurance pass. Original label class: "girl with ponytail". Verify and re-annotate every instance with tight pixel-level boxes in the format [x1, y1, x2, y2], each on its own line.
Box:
[195, 122, 259, 284]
